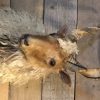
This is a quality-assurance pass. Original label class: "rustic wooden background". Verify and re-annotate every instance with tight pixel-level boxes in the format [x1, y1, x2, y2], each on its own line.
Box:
[0, 0, 100, 100]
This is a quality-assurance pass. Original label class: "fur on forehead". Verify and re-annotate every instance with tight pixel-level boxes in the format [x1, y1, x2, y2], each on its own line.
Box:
[57, 38, 79, 55]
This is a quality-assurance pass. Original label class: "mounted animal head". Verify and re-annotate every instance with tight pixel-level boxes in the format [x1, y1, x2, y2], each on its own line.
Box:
[19, 25, 100, 86]
[0, 25, 100, 86]
[19, 25, 76, 86]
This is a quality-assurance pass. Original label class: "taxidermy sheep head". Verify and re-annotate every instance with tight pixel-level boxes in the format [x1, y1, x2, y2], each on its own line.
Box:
[0, 25, 100, 86]
[0, 9, 100, 86]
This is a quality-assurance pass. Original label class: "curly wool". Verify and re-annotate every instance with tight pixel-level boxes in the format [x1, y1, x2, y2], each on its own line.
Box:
[0, 52, 51, 85]
[57, 38, 79, 55]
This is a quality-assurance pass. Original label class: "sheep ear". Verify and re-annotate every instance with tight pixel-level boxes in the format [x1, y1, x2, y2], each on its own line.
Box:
[49, 25, 68, 38]
[57, 25, 68, 38]
[59, 70, 71, 86]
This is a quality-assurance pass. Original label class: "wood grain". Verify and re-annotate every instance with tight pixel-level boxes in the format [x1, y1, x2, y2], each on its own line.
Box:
[76, 0, 100, 100]
[42, 73, 75, 100]
[9, 80, 42, 100]
[9, 0, 43, 100]
[0, 0, 10, 7]
[0, 83, 9, 100]
[10, 0, 43, 19]
[44, 0, 77, 33]
[42, 0, 77, 100]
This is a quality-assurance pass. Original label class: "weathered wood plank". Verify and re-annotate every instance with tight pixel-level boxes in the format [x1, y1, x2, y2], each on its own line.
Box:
[9, 0, 44, 100]
[10, 0, 43, 19]
[9, 80, 42, 100]
[76, 0, 100, 100]
[0, 0, 10, 7]
[42, 0, 77, 100]
[44, 0, 77, 33]
[42, 73, 75, 100]
[0, 83, 9, 100]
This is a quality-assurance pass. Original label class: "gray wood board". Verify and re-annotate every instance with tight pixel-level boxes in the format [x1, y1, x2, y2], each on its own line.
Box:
[10, 0, 43, 19]
[44, 0, 77, 33]
[9, 80, 42, 100]
[9, 0, 44, 100]
[0, 0, 10, 7]
[42, 0, 77, 100]
[76, 0, 100, 100]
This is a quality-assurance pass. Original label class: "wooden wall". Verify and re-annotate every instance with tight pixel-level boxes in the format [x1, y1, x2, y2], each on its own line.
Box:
[0, 0, 100, 100]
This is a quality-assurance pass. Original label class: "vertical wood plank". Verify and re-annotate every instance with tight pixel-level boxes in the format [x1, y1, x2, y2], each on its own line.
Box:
[42, 73, 75, 100]
[42, 0, 77, 100]
[10, 0, 43, 19]
[0, 83, 9, 100]
[10, 80, 42, 100]
[9, 0, 43, 100]
[0, 0, 10, 7]
[44, 0, 77, 33]
[76, 0, 100, 100]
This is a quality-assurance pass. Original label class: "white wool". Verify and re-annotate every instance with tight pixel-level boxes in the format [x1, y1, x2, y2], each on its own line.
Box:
[57, 38, 79, 55]
[0, 52, 50, 85]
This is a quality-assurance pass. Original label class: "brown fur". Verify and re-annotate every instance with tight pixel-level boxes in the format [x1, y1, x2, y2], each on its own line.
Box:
[19, 36, 68, 73]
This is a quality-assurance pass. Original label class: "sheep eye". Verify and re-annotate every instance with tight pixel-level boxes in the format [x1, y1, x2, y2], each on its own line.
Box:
[49, 58, 56, 67]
